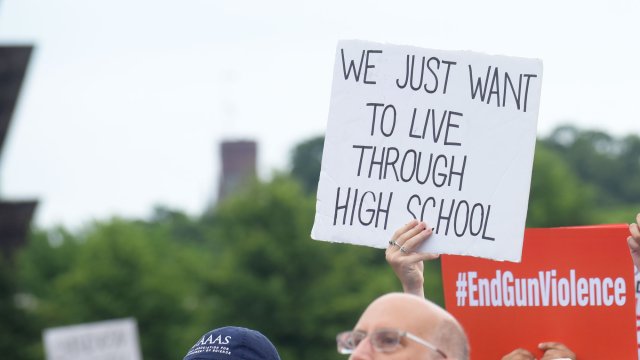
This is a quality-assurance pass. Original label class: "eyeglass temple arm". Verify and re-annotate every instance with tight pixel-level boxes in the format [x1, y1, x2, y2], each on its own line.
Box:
[403, 332, 448, 359]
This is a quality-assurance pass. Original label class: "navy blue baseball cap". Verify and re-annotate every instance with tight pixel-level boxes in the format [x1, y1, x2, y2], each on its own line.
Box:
[184, 326, 281, 360]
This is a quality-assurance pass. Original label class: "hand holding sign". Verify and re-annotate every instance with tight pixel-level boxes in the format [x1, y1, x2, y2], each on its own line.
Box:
[385, 219, 439, 297]
[312, 40, 543, 262]
[501, 348, 536, 360]
[501, 344, 576, 360]
[538, 342, 576, 360]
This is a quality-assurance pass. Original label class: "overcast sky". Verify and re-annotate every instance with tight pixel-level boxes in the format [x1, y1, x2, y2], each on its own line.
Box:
[0, 0, 638, 228]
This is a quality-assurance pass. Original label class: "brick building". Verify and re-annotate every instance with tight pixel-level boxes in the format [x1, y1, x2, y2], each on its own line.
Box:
[217, 140, 257, 202]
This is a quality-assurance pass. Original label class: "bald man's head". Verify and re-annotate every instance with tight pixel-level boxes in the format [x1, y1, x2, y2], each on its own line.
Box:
[347, 293, 469, 360]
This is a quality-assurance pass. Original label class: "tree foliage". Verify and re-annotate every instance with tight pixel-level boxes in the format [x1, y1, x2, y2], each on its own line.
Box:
[290, 135, 324, 195]
[0, 255, 40, 359]
[542, 125, 640, 205]
[526, 142, 596, 227]
[16, 219, 212, 359]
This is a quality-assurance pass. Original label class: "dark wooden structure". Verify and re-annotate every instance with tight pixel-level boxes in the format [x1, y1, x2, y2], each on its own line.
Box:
[0, 45, 37, 260]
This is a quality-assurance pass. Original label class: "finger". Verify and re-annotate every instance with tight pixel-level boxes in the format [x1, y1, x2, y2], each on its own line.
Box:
[395, 221, 427, 247]
[391, 219, 420, 243]
[501, 348, 535, 360]
[386, 246, 439, 269]
[538, 342, 568, 351]
[387, 220, 419, 252]
[402, 251, 440, 263]
[630, 222, 640, 240]
[540, 352, 573, 360]
[400, 227, 434, 253]
[539, 342, 575, 360]
[628, 236, 640, 251]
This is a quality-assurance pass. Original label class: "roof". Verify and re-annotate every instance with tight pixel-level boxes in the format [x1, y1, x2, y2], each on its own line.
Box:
[0, 45, 33, 157]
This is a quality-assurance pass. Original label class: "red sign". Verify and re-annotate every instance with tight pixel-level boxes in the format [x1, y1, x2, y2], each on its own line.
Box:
[442, 225, 637, 359]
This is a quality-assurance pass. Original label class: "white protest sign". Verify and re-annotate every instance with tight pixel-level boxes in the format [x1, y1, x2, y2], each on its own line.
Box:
[43, 318, 142, 360]
[311, 40, 543, 262]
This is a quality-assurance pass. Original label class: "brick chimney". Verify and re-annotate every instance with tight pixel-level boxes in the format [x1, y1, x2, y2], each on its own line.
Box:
[217, 140, 257, 202]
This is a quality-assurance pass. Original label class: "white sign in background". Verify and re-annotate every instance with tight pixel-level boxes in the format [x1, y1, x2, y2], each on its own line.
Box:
[43, 318, 142, 360]
[311, 40, 543, 262]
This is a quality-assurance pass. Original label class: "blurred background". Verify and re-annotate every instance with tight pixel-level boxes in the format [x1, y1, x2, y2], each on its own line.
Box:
[0, 0, 639, 359]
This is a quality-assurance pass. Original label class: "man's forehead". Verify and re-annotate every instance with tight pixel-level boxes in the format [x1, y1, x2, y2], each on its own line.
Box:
[354, 294, 439, 334]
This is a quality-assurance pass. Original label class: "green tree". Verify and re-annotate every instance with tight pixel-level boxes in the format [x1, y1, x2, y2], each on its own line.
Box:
[619, 134, 640, 201]
[17, 228, 80, 301]
[527, 142, 596, 227]
[17, 218, 213, 360]
[543, 125, 640, 205]
[0, 255, 40, 360]
[290, 135, 324, 194]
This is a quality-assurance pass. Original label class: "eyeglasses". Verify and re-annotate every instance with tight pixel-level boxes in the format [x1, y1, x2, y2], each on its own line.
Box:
[336, 328, 448, 358]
